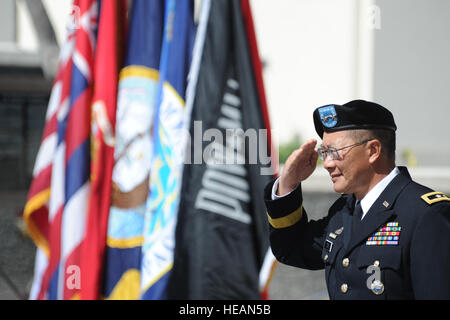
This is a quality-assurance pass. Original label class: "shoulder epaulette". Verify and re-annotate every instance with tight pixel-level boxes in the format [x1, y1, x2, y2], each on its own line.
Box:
[421, 192, 450, 205]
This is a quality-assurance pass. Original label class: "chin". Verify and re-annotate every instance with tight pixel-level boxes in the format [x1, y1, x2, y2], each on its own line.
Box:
[332, 181, 349, 195]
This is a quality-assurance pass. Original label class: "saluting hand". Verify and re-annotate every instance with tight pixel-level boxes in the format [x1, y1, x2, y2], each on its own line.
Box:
[278, 139, 319, 196]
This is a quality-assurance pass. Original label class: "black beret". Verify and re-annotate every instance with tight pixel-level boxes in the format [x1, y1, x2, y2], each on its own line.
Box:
[313, 99, 397, 138]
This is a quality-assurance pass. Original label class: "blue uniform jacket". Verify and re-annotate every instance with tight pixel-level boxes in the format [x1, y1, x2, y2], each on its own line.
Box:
[264, 167, 450, 299]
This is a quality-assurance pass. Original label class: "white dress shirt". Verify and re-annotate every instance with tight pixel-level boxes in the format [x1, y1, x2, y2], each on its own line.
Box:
[271, 167, 400, 220]
[357, 166, 400, 219]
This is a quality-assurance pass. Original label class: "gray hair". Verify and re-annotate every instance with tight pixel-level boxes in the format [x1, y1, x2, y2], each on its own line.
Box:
[347, 129, 396, 164]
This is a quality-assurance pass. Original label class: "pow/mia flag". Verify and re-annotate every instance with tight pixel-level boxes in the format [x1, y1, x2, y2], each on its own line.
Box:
[167, 0, 275, 299]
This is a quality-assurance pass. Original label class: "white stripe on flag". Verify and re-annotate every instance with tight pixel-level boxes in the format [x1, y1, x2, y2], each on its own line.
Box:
[60, 183, 90, 261]
[49, 144, 66, 221]
[32, 133, 57, 176]
[57, 98, 70, 122]
[58, 182, 90, 298]
[73, 50, 92, 81]
[45, 82, 62, 121]
[28, 248, 48, 300]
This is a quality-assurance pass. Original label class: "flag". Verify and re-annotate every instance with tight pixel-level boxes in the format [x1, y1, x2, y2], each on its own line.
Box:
[167, 0, 276, 299]
[80, 0, 126, 300]
[139, 0, 195, 299]
[52, 0, 98, 300]
[24, 0, 79, 299]
[102, 0, 164, 300]
[24, 0, 99, 300]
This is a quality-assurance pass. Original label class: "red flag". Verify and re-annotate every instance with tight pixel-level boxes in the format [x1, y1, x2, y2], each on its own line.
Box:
[80, 0, 126, 300]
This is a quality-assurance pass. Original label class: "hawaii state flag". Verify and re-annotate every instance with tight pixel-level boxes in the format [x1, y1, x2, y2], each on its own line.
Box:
[24, 0, 80, 299]
[24, 0, 99, 300]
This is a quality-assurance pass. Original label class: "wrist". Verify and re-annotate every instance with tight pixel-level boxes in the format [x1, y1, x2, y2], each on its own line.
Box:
[278, 180, 299, 196]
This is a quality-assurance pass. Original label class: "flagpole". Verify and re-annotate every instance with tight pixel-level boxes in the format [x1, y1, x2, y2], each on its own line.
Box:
[184, 0, 211, 125]
[180, 0, 210, 169]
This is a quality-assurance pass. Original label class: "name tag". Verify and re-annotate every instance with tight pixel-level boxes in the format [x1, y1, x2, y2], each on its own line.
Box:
[324, 239, 333, 252]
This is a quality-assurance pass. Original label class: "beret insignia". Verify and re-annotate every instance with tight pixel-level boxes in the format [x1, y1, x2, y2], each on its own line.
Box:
[318, 105, 338, 128]
[421, 192, 450, 205]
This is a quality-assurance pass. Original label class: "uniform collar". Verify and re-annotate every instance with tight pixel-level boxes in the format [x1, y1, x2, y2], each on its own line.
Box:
[344, 166, 412, 254]
[359, 167, 400, 220]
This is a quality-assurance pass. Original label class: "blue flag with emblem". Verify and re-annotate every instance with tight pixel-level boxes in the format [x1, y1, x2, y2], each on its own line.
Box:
[139, 0, 195, 299]
[103, 0, 164, 299]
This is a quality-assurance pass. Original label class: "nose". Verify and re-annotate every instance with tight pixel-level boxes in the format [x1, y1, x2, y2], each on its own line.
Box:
[322, 153, 336, 172]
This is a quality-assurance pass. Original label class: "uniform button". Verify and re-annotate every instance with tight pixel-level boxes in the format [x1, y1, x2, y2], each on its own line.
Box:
[341, 283, 348, 293]
[370, 280, 384, 295]
[342, 258, 350, 267]
[324, 254, 328, 261]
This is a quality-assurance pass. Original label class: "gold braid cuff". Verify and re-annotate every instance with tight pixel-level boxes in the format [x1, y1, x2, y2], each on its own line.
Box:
[267, 205, 303, 229]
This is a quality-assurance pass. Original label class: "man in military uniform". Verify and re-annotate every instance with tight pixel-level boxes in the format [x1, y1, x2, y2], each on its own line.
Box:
[264, 100, 450, 299]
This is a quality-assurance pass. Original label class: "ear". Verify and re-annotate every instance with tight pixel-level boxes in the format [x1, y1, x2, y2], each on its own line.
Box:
[367, 139, 382, 164]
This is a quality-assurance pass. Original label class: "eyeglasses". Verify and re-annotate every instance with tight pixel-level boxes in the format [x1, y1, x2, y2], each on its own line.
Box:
[318, 138, 374, 161]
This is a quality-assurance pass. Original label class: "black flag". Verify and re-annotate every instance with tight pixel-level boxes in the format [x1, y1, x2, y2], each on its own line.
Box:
[168, 0, 276, 299]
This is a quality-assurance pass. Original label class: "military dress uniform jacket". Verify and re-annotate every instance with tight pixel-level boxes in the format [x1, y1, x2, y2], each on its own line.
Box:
[264, 167, 450, 299]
